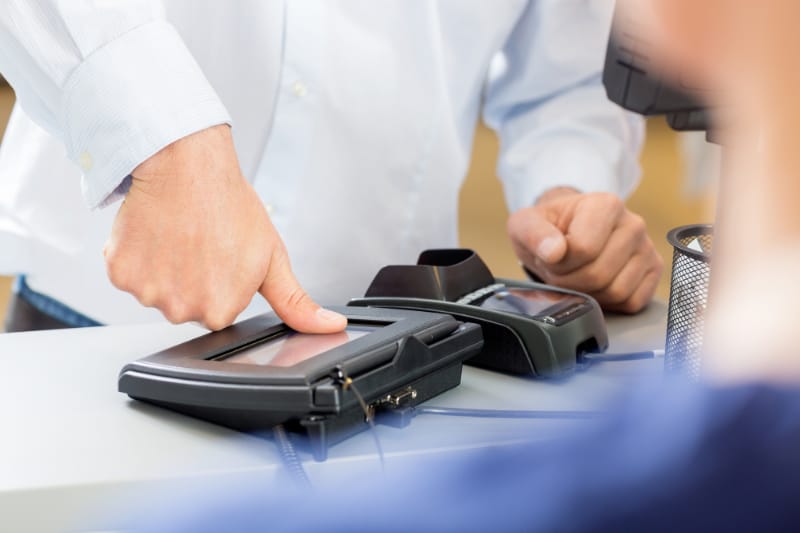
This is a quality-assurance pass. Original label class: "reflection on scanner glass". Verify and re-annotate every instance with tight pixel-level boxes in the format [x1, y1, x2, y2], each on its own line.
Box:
[222, 326, 377, 367]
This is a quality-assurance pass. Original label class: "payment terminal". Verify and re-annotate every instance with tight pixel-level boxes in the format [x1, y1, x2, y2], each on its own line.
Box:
[119, 306, 483, 460]
[349, 249, 608, 377]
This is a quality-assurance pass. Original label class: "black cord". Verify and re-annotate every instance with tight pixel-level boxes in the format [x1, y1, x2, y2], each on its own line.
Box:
[272, 424, 312, 489]
[348, 380, 386, 473]
[414, 406, 601, 420]
[331, 365, 386, 473]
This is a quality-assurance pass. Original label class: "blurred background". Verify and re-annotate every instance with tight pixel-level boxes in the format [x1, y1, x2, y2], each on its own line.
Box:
[0, 78, 717, 326]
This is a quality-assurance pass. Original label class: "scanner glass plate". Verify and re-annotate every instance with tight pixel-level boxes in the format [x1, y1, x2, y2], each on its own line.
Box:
[479, 288, 585, 318]
[221, 325, 378, 367]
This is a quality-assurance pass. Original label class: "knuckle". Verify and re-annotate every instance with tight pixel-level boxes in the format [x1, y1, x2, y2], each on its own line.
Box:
[203, 315, 229, 331]
[569, 239, 601, 263]
[619, 298, 642, 314]
[628, 213, 647, 235]
[271, 242, 291, 265]
[204, 319, 225, 331]
[163, 302, 192, 324]
[580, 267, 609, 293]
[506, 209, 523, 231]
[204, 308, 238, 331]
[284, 286, 312, 309]
[596, 192, 623, 211]
[604, 283, 631, 306]
[105, 257, 129, 291]
[137, 285, 162, 309]
[163, 311, 182, 325]
[507, 213, 528, 242]
[654, 254, 665, 275]
[626, 290, 651, 313]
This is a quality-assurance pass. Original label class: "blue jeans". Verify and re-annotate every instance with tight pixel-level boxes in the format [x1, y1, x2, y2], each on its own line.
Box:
[8, 276, 102, 329]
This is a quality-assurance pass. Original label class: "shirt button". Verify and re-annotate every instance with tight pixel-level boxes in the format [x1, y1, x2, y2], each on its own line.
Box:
[265, 204, 275, 216]
[292, 81, 308, 97]
[78, 152, 93, 171]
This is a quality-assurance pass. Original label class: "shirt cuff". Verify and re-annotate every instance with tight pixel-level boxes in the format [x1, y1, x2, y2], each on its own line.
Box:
[499, 135, 641, 213]
[60, 19, 232, 209]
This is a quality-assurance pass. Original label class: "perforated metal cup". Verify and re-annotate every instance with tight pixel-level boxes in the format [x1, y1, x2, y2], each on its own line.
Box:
[664, 224, 713, 379]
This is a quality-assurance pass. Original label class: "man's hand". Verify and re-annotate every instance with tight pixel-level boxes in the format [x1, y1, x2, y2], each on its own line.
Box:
[507, 187, 663, 313]
[104, 125, 347, 332]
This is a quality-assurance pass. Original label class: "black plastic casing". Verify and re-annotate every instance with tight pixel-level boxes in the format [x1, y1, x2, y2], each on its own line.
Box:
[350, 282, 607, 377]
[118, 306, 483, 460]
[348, 250, 608, 378]
[602, 9, 709, 133]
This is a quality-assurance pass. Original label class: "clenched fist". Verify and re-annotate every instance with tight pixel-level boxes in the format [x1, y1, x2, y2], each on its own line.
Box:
[508, 187, 663, 313]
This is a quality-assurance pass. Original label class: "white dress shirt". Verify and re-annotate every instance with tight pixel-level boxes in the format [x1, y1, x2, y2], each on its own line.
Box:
[0, 0, 643, 325]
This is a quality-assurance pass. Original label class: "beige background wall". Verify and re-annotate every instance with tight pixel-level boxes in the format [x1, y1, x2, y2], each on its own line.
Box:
[0, 83, 714, 326]
[0, 84, 13, 324]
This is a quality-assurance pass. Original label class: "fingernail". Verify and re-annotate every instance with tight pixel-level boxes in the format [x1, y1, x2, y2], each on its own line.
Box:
[537, 236, 561, 261]
[316, 307, 345, 322]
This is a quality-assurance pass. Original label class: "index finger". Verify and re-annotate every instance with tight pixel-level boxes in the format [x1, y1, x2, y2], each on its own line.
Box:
[259, 247, 347, 334]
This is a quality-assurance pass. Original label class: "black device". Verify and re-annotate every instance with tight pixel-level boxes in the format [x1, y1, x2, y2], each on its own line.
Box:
[348, 249, 608, 377]
[603, 9, 709, 133]
[118, 306, 483, 461]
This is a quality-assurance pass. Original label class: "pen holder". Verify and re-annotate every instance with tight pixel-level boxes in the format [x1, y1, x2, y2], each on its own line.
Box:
[664, 224, 713, 379]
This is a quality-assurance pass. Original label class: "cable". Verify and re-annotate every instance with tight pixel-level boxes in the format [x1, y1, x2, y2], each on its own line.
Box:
[272, 424, 312, 489]
[580, 349, 664, 363]
[349, 381, 386, 473]
[413, 406, 601, 420]
[331, 365, 386, 473]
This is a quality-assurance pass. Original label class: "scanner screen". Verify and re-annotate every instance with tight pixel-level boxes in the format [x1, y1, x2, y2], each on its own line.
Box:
[221, 325, 378, 367]
[479, 288, 584, 316]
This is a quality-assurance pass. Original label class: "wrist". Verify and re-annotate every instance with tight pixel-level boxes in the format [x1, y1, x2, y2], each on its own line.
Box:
[132, 124, 234, 184]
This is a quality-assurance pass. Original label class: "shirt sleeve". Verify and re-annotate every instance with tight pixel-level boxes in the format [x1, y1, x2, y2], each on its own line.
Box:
[0, 1, 231, 208]
[483, 0, 645, 213]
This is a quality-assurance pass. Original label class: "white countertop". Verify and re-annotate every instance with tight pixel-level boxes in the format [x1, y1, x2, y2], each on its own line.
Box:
[0, 302, 667, 531]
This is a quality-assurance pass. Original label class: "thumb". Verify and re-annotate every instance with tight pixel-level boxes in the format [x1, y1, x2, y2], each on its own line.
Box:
[259, 249, 347, 334]
[517, 207, 568, 265]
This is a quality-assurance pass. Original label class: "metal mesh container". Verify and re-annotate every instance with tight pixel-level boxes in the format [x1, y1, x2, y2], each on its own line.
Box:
[664, 224, 713, 379]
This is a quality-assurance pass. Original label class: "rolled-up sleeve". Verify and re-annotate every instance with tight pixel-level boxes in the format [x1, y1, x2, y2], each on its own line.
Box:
[483, 0, 644, 213]
[0, 1, 231, 208]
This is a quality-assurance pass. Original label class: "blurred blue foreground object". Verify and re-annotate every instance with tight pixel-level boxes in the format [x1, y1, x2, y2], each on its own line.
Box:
[134, 379, 800, 532]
